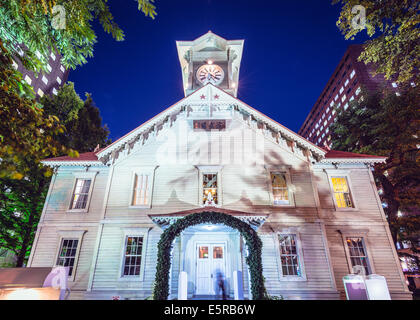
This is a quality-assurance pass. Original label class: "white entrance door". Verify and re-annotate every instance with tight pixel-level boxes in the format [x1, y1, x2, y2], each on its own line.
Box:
[196, 243, 226, 295]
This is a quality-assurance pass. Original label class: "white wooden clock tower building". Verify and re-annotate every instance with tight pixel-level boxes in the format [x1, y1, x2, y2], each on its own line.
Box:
[28, 32, 411, 300]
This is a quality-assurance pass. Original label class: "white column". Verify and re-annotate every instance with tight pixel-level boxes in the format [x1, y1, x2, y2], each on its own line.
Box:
[178, 272, 188, 300]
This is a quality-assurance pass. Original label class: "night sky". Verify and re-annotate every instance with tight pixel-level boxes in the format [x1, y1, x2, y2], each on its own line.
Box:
[69, 0, 369, 142]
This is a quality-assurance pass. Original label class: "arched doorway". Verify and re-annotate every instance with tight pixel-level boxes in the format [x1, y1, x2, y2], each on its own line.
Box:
[152, 211, 266, 300]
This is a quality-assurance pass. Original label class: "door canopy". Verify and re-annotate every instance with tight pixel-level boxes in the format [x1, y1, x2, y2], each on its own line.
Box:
[152, 211, 266, 300]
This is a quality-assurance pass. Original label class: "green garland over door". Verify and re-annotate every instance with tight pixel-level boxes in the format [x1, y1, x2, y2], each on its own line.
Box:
[152, 211, 266, 300]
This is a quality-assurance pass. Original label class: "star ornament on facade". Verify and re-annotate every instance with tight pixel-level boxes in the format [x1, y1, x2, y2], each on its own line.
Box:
[200, 94, 206, 100]
[214, 94, 219, 100]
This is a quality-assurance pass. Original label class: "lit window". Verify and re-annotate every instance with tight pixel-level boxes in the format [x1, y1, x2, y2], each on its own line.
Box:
[331, 177, 353, 208]
[332, 109, 336, 115]
[330, 101, 334, 107]
[396, 92, 401, 96]
[344, 79, 349, 86]
[60, 65, 65, 73]
[52, 88, 58, 95]
[346, 237, 370, 275]
[324, 120, 327, 126]
[271, 173, 289, 205]
[322, 133, 325, 138]
[339, 87, 344, 94]
[392, 82, 397, 88]
[42, 75, 48, 85]
[341, 95, 346, 103]
[349, 96, 354, 101]
[37, 88, 44, 97]
[326, 107, 330, 113]
[315, 124, 319, 129]
[24, 75, 32, 85]
[334, 94, 339, 101]
[46, 64, 52, 72]
[328, 115, 331, 121]
[355, 87, 361, 95]
[35, 50, 42, 59]
[203, 173, 218, 205]
[350, 70, 356, 79]
[122, 236, 143, 276]
[56, 239, 79, 276]
[326, 128, 329, 133]
[70, 179, 91, 209]
[50, 52, 56, 60]
[132, 174, 149, 206]
[344, 103, 349, 110]
[57, 76, 62, 85]
[278, 234, 302, 276]
[320, 125, 324, 131]
[12, 60, 18, 70]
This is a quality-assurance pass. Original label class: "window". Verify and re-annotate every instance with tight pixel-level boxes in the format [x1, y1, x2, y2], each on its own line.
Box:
[122, 236, 143, 276]
[52, 88, 58, 95]
[24, 75, 32, 85]
[42, 75, 48, 85]
[346, 237, 370, 275]
[271, 173, 289, 205]
[46, 64, 52, 72]
[392, 82, 397, 88]
[203, 173, 218, 205]
[355, 87, 361, 95]
[350, 70, 355, 79]
[50, 52, 56, 60]
[334, 94, 339, 101]
[193, 120, 226, 131]
[339, 87, 344, 94]
[341, 95, 346, 103]
[56, 239, 79, 276]
[60, 65, 65, 73]
[278, 234, 302, 276]
[132, 173, 149, 206]
[57, 76, 62, 84]
[344, 103, 349, 110]
[12, 60, 18, 70]
[37, 88, 44, 97]
[70, 179, 92, 210]
[331, 177, 353, 208]
[344, 79, 349, 87]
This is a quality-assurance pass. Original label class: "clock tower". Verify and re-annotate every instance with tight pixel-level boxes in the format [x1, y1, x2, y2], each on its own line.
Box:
[176, 31, 244, 97]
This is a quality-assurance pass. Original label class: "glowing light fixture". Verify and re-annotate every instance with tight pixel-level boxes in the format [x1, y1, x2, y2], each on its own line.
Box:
[207, 60, 213, 65]
[203, 225, 217, 231]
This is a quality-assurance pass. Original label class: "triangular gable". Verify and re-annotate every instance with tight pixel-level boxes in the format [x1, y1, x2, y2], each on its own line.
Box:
[95, 84, 326, 165]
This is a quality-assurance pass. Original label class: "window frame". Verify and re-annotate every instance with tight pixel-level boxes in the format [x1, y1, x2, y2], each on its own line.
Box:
[129, 167, 156, 208]
[197, 166, 223, 207]
[118, 227, 149, 281]
[325, 170, 358, 211]
[267, 168, 295, 207]
[339, 229, 375, 275]
[67, 172, 98, 213]
[54, 230, 86, 282]
[273, 229, 307, 281]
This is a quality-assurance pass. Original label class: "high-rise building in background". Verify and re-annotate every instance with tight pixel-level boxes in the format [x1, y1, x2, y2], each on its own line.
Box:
[12, 48, 69, 97]
[298, 44, 395, 148]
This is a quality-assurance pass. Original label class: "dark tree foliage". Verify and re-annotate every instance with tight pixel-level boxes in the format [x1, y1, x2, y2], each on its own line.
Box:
[0, 84, 110, 267]
[330, 85, 420, 249]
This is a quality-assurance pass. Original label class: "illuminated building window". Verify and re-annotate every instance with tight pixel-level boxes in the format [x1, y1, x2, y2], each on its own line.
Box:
[53, 88, 58, 95]
[56, 239, 79, 276]
[122, 236, 143, 276]
[70, 179, 91, 209]
[57, 76, 62, 85]
[350, 70, 356, 79]
[339, 87, 344, 94]
[50, 52, 56, 60]
[341, 94, 346, 103]
[37, 88, 44, 97]
[331, 177, 353, 208]
[278, 234, 302, 276]
[355, 87, 361, 95]
[271, 173, 289, 205]
[346, 237, 370, 275]
[132, 173, 149, 206]
[46, 64, 52, 73]
[203, 173, 218, 205]
[42, 75, 48, 85]
[344, 79, 349, 87]
[60, 65, 65, 73]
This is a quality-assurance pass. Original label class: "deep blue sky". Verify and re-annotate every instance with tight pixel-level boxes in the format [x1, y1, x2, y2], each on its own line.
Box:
[69, 0, 367, 142]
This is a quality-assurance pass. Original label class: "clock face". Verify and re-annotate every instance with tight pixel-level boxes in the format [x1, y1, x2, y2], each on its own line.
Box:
[196, 64, 224, 85]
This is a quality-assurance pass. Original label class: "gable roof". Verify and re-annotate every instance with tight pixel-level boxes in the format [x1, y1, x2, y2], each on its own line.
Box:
[41, 84, 386, 166]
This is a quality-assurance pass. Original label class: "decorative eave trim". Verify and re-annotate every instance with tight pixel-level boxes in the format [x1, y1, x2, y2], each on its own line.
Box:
[41, 160, 106, 167]
[319, 157, 386, 164]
